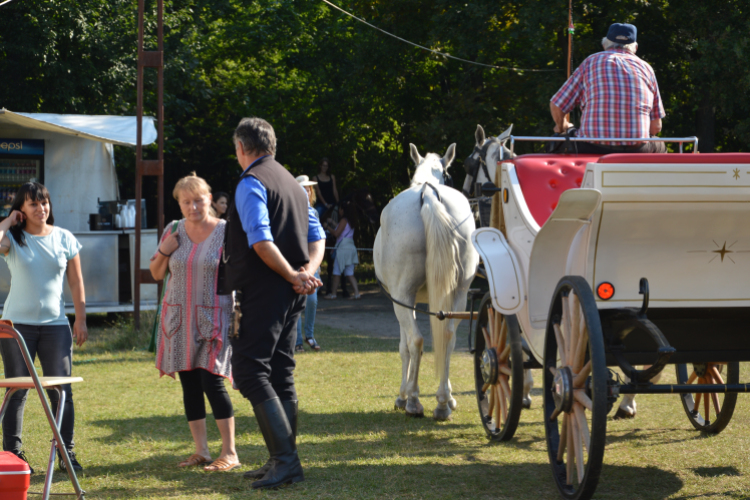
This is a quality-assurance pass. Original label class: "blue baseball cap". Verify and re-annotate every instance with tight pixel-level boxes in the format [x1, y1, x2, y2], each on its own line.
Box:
[606, 23, 637, 44]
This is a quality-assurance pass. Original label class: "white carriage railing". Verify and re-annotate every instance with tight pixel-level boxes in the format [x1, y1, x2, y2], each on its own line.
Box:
[509, 135, 699, 155]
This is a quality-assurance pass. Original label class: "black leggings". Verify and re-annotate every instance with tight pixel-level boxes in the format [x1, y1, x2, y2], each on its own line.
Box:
[178, 369, 234, 422]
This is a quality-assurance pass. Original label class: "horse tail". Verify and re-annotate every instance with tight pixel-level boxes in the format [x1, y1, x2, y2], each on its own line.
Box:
[420, 185, 461, 382]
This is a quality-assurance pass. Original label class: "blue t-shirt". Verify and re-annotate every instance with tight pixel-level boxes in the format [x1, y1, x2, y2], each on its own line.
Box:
[1, 227, 82, 325]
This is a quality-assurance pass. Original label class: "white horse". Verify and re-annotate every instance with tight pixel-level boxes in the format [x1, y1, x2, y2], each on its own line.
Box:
[374, 143, 479, 421]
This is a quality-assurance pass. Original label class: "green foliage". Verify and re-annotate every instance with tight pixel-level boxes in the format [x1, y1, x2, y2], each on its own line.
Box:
[2, 0, 749, 235]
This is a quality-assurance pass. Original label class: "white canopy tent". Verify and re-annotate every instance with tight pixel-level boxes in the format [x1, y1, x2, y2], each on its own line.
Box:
[0, 109, 157, 231]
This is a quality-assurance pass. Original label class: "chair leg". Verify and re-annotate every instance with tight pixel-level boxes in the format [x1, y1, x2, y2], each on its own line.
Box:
[42, 388, 66, 500]
[35, 385, 84, 500]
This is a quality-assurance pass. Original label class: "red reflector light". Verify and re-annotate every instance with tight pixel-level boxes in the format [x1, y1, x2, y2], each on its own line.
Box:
[597, 282, 615, 300]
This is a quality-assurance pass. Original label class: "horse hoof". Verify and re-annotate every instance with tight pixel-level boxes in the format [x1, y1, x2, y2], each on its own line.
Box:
[405, 400, 424, 417]
[447, 398, 457, 411]
[433, 407, 453, 421]
[522, 397, 532, 409]
[394, 397, 407, 411]
[613, 407, 636, 420]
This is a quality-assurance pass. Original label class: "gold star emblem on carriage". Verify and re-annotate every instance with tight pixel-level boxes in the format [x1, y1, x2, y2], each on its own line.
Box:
[687, 240, 750, 264]
[733, 168, 741, 180]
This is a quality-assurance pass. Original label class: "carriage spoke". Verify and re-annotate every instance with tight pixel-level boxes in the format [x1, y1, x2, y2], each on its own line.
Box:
[566, 415, 575, 485]
[553, 323, 567, 366]
[704, 382, 710, 422]
[557, 413, 569, 461]
[498, 364, 513, 377]
[693, 388, 703, 413]
[574, 389, 593, 412]
[488, 308, 496, 347]
[495, 385, 503, 426]
[572, 415, 584, 484]
[573, 360, 591, 388]
[687, 370, 698, 385]
[498, 382, 508, 424]
[573, 403, 590, 453]
[482, 326, 491, 350]
[498, 318, 507, 352]
[481, 382, 489, 393]
[709, 364, 725, 385]
[549, 366, 558, 377]
[498, 343, 511, 363]
[573, 324, 588, 373]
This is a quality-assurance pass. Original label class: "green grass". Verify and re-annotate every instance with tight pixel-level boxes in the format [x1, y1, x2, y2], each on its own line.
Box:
[3, 317, 750, 499]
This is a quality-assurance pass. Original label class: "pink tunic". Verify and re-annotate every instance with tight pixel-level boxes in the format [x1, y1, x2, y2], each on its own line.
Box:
[154, 219, 233, 379]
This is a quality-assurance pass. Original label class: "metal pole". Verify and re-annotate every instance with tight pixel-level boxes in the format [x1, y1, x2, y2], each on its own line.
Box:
[619, 383, 750, 394]
[135, 0, 144, 329]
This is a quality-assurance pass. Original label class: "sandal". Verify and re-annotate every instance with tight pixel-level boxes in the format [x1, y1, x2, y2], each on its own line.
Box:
[204, 456, 241, 472]
[348, 294, 362, 300]
[306, 338, 321, 351]
[179, 454, 212, 467]
[294, 344, 304, 353]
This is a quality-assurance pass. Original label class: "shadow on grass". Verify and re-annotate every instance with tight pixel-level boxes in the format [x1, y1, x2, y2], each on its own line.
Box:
[33, 461, 685, 500]
[90, 409, 479, 445]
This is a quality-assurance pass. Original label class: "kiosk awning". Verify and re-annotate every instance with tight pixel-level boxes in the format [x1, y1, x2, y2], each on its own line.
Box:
[0, 109, 157, 147]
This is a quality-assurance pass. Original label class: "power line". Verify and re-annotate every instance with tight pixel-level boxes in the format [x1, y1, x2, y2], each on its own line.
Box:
[320, 0, 561, 73]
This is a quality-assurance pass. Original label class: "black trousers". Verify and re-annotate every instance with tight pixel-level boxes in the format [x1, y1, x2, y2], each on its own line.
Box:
[231, 283, 306, 406]
[0, 324, 75, 454]
[177, 369, 234, 422]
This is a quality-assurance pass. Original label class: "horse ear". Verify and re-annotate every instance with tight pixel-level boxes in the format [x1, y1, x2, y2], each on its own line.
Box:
[442, 143, 456, 168]
[475, 125, 485, 146]
[497, 124, 514, 143]
[409, 143, 422, 166]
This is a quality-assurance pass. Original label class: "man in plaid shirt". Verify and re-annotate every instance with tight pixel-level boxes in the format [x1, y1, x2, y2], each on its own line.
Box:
[550, 23, 667, 153]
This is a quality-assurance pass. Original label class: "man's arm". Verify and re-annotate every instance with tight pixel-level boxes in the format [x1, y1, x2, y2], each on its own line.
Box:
[550, 101, 573, 134]
[649, 118, 662, 136]
[253, 240, 312, 289]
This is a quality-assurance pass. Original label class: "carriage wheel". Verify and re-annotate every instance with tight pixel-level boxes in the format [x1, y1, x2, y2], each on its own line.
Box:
[676, 362, 739, 434]
[473, 293, 524, 441]
[543, 277, 607, 500]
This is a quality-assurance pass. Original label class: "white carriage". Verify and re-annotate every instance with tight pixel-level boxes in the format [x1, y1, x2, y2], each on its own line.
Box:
[469, 136, 750, 500]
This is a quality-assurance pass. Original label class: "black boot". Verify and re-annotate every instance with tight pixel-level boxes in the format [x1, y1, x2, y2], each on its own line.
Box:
[250, 398, 304, 489]
[244, 399, 297, 479]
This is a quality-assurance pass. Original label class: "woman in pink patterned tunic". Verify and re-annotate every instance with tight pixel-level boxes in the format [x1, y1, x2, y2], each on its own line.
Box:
[149, 173, 239, 472]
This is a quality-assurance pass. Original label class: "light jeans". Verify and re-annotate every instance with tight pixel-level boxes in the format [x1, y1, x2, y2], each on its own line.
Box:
[297, 269, 320, 346]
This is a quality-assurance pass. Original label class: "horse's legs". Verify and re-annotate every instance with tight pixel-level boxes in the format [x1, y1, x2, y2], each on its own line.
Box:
[615, 366, 662, 419]
[393, 304, 424, 417]
[522, 369, 534, 409]
[433, 292, 464, 421]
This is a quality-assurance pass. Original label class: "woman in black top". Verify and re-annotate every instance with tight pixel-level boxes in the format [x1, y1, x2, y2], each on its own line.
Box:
[313, 158, 338, 218]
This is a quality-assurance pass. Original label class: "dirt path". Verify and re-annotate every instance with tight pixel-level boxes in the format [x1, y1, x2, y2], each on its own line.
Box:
[314, 284, 473, 351]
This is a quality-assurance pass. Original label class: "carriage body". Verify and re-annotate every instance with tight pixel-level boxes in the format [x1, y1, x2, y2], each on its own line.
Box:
[475, 151, 750, 366]
[470, 142, 750, 500]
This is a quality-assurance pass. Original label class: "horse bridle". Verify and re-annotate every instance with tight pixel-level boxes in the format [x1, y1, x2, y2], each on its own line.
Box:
[463, 139, 498, 192]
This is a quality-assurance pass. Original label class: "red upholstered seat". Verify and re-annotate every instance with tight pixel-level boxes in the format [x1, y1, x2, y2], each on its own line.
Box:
[512, 154, 602, 226]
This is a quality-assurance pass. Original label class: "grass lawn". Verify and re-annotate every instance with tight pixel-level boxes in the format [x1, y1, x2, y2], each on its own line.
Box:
[3, 313, 750, 499]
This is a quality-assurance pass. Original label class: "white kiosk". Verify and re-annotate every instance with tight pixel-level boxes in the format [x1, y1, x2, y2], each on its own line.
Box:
[0, 109, 160, 312]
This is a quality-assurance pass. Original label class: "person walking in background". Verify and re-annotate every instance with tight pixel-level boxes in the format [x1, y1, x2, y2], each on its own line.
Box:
[219, 117, 325, 489]
[324, 200, 360, 300]
[212, 191, 230, 219]
[0, 182, 87, 474]
[295, 175, 321, 353]
[150, 173, 239, 472]
[312, 158, 338, 218]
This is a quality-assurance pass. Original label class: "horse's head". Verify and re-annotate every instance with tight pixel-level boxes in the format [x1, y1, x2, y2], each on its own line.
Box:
[461, 124, 515, 197]
[409, 143, 456, 188]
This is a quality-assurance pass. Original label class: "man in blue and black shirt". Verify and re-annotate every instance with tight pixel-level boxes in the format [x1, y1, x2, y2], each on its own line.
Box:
[219, 117, 324, 489]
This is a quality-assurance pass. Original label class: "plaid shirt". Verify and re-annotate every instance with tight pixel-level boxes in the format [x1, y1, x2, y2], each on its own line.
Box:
[551, 48, 665, 145]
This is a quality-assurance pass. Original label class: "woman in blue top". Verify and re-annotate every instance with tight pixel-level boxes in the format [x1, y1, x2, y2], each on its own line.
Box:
[0, 182, 87, 474]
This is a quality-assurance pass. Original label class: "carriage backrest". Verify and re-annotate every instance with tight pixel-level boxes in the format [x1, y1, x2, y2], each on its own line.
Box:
[512, 154, 603, 226]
